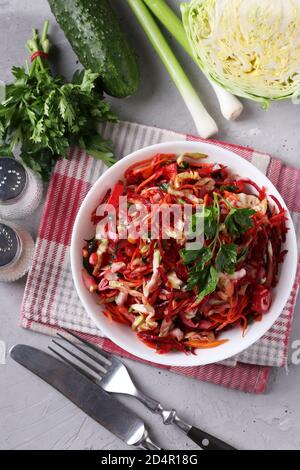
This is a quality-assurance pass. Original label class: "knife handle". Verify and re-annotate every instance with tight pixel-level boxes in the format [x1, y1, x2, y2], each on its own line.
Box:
[135, 390, 236, 450]
[187, 426, 236, 450]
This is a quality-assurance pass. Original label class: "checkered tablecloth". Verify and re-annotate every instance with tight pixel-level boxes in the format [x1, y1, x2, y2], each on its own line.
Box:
[21, 121, 300, 393]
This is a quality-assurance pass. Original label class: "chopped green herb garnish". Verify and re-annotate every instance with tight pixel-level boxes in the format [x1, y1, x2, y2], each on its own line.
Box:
[180, 193, 256, 300]
[159, 182, 169, 191]
[225, 208, 256, 237]
[216, 243, 238, 274]
[220, 184, 239, 192]
[181, 245, 212, 266]
[237, 246, 248, 263]
[197, 266, 218, 301]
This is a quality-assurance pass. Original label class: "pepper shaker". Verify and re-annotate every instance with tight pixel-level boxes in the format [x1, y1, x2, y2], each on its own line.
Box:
[0, 157, 43, 220]
[0, 221, 35, 282]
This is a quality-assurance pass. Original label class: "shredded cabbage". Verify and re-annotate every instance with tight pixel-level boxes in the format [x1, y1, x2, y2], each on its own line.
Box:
[181, 0, 300, 106]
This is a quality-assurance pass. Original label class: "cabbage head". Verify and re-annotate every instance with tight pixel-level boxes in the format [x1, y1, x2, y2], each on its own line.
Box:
[181, 0, 300, 107]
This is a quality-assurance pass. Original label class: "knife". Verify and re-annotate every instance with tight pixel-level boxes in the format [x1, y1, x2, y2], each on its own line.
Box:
[10, 344, 161, 450]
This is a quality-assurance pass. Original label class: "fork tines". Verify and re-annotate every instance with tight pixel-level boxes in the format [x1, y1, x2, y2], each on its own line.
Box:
[48, 328, 111, 383]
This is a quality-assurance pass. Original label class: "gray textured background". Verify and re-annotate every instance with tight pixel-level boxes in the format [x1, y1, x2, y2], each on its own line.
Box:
[0, 0, 300, 450]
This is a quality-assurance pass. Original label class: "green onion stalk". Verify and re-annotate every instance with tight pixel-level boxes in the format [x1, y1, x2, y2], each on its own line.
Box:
[127, 0, 218, 139]
[143, 0, 243, 121]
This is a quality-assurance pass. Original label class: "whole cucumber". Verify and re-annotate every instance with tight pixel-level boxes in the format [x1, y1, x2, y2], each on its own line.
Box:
[48, 0, 139, 97]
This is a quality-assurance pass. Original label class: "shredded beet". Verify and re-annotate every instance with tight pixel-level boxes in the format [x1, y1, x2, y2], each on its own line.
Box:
[82, 153, 288, 354]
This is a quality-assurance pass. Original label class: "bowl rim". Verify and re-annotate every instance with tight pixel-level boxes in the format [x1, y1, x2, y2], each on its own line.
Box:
[71, 140, 298, 367]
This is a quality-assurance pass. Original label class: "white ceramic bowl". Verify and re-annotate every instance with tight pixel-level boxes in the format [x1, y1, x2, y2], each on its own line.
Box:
[71, 141, 298, 366]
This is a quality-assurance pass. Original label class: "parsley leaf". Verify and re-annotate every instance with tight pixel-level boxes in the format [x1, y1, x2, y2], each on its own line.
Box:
[181, 247, 202, 265]
[190, 207, 213, 240]
[182, 247, 213, 291]
[220, 184, 239, 192]
[190, 207, 217, 240]
[216, 243, 238, 274]
[225, 208, 256, 237]
[181, 194, 254, 300]
[82, 134, 115, 166]
[159, 182, 169, 191]
[204, 207, 218, 239]
[197, 266, 218, 301]
[237, 246, 248, 264]
[187, 266, 208, 291]
[183, 247, 218, 299]
[189, 193, 220, 241]
[181, 246, 212, 266]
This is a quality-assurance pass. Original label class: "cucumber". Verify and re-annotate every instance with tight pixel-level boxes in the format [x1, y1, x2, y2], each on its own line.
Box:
[48, 0, 139, 97]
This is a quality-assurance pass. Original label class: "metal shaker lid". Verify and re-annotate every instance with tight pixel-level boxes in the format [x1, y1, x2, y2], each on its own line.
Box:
[0, 158, 27, 203]
[0, 222, 20, 267]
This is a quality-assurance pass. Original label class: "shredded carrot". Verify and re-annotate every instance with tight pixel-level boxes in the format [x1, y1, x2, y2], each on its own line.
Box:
[185, 339, 229, 349]
[83, 152, 288, 355]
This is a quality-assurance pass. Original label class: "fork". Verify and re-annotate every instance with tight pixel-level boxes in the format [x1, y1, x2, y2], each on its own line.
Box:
[49, 329, 236, 450]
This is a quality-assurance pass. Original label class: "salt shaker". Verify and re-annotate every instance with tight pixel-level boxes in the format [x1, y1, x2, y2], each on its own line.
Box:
[0, 221, 35, 282]
[0, 157, 43, 220]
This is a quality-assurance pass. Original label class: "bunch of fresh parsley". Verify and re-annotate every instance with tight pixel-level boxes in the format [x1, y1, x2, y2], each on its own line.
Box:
[181, 193, 255, 300]
[0, 21, 117, 180]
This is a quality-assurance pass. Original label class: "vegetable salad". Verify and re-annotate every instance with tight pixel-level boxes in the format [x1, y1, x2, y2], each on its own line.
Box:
[82, 153, 288, 354]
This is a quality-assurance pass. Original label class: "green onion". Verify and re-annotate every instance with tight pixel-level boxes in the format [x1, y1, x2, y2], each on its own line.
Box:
[143, 0, 243, 121]
[143, 0, 191, 56]
[127, 0, 218, 139]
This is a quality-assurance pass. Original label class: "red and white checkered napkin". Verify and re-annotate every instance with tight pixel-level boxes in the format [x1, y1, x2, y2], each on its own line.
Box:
[21, 121, 300, 393]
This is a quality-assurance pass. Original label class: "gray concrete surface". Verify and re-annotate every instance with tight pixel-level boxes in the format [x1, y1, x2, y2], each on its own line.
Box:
[0, 0, 300, 450]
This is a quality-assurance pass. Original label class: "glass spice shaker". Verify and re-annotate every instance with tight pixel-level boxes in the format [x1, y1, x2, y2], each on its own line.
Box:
[0, 221, 35, 282]
[0, 157, 43, 220]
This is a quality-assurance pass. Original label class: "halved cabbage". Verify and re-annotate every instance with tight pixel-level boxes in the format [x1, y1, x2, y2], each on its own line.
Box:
[181, 0, 300, 107]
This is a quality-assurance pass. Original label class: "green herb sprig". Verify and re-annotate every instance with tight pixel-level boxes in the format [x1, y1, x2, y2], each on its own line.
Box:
[181, 192, 254, 299]
[0, 21, 117, 180]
